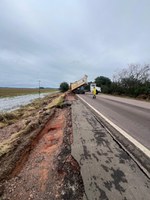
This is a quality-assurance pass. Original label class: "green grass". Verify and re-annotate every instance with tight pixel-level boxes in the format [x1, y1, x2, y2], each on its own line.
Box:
[0, 88, 58, 98]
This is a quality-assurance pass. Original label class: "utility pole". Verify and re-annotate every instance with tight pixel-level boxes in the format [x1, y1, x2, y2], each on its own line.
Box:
[39, 80, 41, 98]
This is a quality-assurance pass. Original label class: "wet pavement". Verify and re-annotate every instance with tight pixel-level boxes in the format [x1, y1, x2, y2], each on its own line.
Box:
[71, 99, 150, 200]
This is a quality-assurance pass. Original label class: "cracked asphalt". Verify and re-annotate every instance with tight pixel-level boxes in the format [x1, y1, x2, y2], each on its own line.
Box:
[71, 99, 150, 200]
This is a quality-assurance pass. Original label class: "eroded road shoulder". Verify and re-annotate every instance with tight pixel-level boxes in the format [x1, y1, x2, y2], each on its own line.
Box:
[0, 94, 84, 200]
[71, 99, 150, 200]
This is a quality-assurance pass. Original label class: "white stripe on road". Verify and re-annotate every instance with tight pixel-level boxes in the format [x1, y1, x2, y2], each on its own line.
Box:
[77, 95, 150, 158]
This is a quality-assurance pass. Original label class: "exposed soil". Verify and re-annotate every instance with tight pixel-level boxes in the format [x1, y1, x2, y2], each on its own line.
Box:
[0, 93, 84, 200]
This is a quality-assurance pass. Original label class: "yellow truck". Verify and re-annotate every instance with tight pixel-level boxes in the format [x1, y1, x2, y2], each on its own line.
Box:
[70, 75, 88, 93]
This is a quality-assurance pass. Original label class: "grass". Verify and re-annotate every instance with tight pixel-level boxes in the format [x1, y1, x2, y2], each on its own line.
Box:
[46, 94, 65, 109]
[0, 112, 19, 128]
[0, 92, 63, 128]
[0, 92, 65, 156]
[0, 87, 58, 98]
[0, 122, 38, 157]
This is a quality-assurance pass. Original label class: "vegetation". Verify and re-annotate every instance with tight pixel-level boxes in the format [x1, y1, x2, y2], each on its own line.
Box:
[0, 88, 57, 98]
[95, 76, 111, 93]
[46, 94, 65, 109]
[0, 93, 62, 128]
[59, 82, 69, 92]
[95, 64, 150, 99]
[111, 64, 150, 99]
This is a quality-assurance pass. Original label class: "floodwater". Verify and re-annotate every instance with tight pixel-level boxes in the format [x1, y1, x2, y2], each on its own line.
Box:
[0, 93, 52, 112]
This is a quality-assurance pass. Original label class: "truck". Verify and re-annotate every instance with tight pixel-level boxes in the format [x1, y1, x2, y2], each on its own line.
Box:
[70, 75, 88, 93]
[90, 83, 101, 94]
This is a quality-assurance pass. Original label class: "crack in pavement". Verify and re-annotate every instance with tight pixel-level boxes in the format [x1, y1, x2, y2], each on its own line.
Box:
[71, 99, 150, 200]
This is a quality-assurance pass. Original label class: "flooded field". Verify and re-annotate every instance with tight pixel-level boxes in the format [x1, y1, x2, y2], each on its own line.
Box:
[0, 92, 57, 112]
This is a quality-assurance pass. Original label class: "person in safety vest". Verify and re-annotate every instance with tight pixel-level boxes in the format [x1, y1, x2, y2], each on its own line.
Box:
[92, 86, 96, 99]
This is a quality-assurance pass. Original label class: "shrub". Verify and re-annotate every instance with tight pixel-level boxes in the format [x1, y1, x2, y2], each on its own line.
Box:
[59, 82, 69, 92]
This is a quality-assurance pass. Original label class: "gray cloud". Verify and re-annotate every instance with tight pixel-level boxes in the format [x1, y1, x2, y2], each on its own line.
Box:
[0, 0, 150, 87]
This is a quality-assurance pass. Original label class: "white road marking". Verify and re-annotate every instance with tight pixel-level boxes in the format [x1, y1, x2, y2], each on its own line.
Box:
[77, 95, 150, 158]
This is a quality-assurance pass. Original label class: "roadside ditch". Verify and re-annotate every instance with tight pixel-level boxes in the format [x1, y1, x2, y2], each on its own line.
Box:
[0, 92, 84, 200]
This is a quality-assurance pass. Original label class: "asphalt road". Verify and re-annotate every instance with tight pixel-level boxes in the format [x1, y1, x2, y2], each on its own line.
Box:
[71, 99, 150, 200]
[78, 93, 150, 150]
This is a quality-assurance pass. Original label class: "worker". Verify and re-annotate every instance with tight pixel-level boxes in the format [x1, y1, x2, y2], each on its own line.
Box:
[92, 86, 97, 99]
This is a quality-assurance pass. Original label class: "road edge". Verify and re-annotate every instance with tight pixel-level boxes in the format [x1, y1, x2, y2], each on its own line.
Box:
[77, 95, 150, 179]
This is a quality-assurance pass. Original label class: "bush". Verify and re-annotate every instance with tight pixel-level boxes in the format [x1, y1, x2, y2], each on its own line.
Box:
[59, 82, 69, 92]
[111, 64, 150, 98]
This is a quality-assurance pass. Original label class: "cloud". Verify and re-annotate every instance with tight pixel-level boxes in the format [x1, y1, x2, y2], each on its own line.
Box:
[0, 0, 150, 87]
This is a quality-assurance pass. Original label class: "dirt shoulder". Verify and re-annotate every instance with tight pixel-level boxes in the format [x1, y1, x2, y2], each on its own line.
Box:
[0, 93, 84, 200]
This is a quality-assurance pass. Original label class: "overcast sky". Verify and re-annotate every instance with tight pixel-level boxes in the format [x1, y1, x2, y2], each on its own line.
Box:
[0, 0, 150, 88]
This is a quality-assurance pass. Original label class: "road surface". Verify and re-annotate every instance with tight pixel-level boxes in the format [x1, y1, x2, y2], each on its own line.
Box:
[71, 99, 150, 200]
[78, 94, 150, 150]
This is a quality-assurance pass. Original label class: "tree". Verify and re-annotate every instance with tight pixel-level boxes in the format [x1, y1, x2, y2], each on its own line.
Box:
[112, 64, 150, 98]
[95, 76, 112, 93]
[114, 64, 150, 84]
[95, 76, 111, 87]
[59, 82, 69, 92]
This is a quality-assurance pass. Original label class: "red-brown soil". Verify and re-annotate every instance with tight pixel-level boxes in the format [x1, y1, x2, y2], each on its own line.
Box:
[2, 109, 66, 200]
[0, 93, 84, 200]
